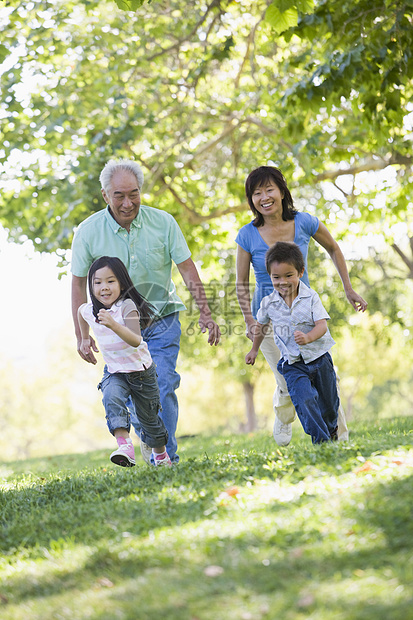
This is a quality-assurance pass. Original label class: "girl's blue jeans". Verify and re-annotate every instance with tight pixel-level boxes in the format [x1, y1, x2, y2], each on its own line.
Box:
[130, 312, 181, 462]
[277, 352, 339, 444]
[98, 362, 168, 449]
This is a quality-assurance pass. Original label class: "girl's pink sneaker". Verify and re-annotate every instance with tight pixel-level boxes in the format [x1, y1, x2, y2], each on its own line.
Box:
[110, 439, 135, 467]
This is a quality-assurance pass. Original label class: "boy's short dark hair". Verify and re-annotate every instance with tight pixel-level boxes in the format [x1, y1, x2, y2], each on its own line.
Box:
[265, 242, 305, 275]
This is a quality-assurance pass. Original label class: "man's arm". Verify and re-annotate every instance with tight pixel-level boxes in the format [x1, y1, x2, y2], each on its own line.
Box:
[77, 305, 97, 363]
[176, 257, 221, 346]
[72, 275, 99, 363]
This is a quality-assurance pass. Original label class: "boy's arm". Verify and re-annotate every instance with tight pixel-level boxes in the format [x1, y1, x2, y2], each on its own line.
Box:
[98, 309, 143, 348]
[245, 322, 267, 365]
[294, 319, 327, 346]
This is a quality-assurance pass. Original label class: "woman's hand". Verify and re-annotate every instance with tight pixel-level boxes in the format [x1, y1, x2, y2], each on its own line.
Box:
[245, 348, 258, 365]
[345, 289, 368, 312]
[245, 320, 257, 342]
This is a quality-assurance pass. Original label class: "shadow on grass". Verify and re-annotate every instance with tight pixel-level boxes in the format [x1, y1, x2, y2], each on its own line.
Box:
[11, 472, 409, 620]
[84, 474, 413, 620]
[1, 418, 413, 555]
[2, 468, 413, 618]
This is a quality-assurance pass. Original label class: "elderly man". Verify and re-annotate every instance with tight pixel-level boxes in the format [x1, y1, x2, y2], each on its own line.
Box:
[71, 159, 220, 463]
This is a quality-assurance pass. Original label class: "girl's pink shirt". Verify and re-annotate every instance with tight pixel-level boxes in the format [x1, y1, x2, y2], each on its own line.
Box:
[80, 300, 153, 373]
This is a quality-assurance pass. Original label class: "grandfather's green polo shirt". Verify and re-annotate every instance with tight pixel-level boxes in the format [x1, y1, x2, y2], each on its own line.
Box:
[71, 205, 191, 317]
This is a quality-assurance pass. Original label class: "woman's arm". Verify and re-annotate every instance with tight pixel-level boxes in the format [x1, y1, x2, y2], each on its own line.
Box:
[313, 222, 367, 312]
[236, 245, 256, 340]
[245, 322, 267, 365]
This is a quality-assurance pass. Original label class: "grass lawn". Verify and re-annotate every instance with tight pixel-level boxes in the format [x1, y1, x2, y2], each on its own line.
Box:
[1, 417, 413, 620]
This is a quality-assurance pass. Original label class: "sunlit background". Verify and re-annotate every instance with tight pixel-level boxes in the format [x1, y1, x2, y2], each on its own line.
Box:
[1, 0, 412, 462]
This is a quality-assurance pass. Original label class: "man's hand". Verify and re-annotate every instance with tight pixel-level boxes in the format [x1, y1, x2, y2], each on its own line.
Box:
[77, 335, 99, 364]
[199, 316, 221, 346]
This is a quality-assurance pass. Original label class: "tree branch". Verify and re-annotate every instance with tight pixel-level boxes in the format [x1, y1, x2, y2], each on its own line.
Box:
[158, 174, 243, 224]
[314, 152, 412, 182]
[144, 0, 223, 62]
[234, 7, 267, 89]
[391, 242, 413, 279]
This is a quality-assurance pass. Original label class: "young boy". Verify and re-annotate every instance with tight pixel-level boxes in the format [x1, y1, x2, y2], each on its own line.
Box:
[245, 241, 339, 443]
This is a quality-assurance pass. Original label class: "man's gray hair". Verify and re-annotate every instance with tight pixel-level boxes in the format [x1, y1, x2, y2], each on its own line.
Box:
[99, 159, 144, 192]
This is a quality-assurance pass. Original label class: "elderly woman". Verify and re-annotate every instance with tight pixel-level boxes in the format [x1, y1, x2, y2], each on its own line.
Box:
[236, 166, 367, 446]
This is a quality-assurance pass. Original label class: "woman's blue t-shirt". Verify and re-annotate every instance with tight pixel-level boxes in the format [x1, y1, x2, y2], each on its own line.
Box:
[235, 211, 319, 318]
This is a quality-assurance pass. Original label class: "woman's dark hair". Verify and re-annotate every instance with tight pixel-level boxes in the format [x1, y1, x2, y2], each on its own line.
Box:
[265, 242, 305, 275]
[245, 166, 297, 227]
[88, 256, 156, 328]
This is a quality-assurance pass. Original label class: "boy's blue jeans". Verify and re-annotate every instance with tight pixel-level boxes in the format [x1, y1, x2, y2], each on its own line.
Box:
[277, 352, 339, 444]
[98, 362, 168, 449]
[130, 312, 181, 462]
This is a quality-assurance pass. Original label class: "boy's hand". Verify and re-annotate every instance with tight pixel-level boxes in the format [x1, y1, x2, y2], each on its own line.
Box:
[98, 309, 116, 329]
[294, 330, 309, 345]
[245, 349, 258, 365]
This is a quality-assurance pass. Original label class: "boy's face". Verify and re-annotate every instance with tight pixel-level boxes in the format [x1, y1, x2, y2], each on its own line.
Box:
[269, 261, 304, 301]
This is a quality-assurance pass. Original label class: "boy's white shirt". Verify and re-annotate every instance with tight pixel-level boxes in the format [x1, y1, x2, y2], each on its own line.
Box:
[256, 281, 335, 365]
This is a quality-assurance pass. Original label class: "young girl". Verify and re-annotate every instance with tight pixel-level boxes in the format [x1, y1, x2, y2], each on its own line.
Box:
[78, 256, 171, 467]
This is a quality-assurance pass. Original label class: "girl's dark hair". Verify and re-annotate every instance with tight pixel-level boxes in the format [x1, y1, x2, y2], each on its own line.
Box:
[245, 166, 297, 227]
[265, 242, 305, 275]
[88, 256, 156, 328]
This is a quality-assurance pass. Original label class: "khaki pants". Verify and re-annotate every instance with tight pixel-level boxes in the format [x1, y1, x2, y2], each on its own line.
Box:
[260, 329, 349, 441]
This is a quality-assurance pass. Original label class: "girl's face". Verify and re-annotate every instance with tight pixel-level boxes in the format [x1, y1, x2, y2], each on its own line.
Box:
[251, 180, 284, 218]
[92, 266, 121, 308]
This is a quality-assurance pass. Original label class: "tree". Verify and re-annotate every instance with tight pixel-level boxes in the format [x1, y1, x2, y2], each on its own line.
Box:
[0, 0, 412, 258]
[1, 0, 411, 426]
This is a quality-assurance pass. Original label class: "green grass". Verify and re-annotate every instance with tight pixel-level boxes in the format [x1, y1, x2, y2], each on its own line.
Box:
[1, 417, 413, 620]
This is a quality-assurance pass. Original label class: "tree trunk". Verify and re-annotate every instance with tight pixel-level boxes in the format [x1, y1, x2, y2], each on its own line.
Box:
[243, 381, 257, 432]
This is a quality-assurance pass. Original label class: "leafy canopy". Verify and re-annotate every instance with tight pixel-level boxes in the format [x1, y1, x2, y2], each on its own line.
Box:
[0, 0, 412, 257]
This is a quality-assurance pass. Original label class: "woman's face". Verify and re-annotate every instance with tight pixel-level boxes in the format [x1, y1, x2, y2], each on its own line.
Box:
[251, 180, 284, 218]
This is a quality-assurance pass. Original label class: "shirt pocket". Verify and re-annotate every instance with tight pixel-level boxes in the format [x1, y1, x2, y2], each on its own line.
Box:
[146, 244, 168, 270]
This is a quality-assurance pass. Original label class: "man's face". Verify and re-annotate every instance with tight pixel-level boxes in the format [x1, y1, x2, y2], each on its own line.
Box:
[101, 170, 141, 231]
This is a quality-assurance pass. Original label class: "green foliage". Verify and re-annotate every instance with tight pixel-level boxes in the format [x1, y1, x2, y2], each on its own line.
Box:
[1, 419, 413, 619]
[114, 0, 151, 11]
[266, 4, 298, 33]
[0, 0, 411, 256]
